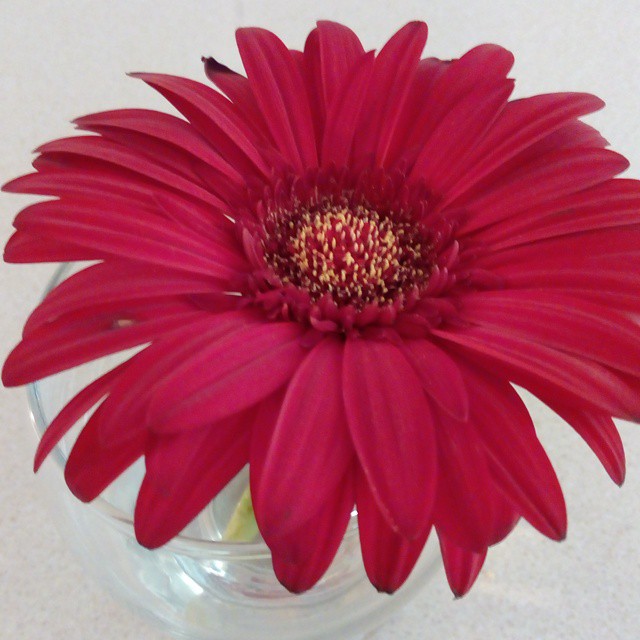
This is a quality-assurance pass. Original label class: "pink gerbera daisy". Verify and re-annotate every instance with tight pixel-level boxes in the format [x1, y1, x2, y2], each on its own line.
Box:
[4, 20, 639, 597]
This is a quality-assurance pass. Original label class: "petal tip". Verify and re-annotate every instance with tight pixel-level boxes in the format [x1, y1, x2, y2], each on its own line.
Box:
[2, 177, 25, 193]
[134, 528, 163, 550]
[374, 585, 396, 595]
[1, 357, 21, 388]
[202, 56, 236, 76]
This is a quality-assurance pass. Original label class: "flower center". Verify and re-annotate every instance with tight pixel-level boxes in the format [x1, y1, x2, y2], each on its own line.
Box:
[262, 199, 433, 308]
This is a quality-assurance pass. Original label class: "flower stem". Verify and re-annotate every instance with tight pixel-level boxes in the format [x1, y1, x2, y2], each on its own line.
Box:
[223, 485, 259, 542]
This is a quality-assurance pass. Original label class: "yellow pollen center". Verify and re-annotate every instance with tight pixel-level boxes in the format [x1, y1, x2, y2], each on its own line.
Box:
[263, 200, 431, 308]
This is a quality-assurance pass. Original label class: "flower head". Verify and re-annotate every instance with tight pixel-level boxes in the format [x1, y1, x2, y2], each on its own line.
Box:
[4, 20, 640, 596]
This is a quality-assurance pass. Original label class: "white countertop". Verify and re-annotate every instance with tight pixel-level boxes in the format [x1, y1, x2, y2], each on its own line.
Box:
[2, 2, 640, 638]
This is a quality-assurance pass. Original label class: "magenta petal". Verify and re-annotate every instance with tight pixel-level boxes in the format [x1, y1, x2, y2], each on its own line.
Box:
[14, 200, 244, 278]
[438, 532, 487, 598]
[352, 22, 428, 167]
[270, 471, 354, 593]
[255, 337, 353, 538]
[393, 44, 513, 169]
[74, 108, 244, 186]
[64, 404, 147, 502]
[356, 469, 431, 593]
[34, 361, 128, 471]
[314, 21, 364, 109]
[343, 337, 437, 539]
[130, 72, 270, 178]
[23, 260, 227, 336]
[443, 92, 605, 204]
[461, 366, 567, 541]
[249, 390, 286, 504]
[459, 290, 640, 377]
[470, 179, 640, 249]
[4, 230, 103, 263]
[432, 414, 496, 552]
[402, 339, 469, 420]
[434, 327, 640, 421]
[320, 52, 375, 167]
[457, 148, 629, 231]
[2, 306, 205, 387]
[134, 415, 251, 549]
[371, 22, 429, 166]
[202, 56, 269, 141]
[410, 80, 514, 191]
[4, 169, 158, 212]
[236, 28, 318, 171]
[35, 135, 227, 209]
[384, 57, 449, 167]
[549, 403, 625, 485]
[96, 311, 258, 445]
[477, 224, 640, 273]
[148, 322, 306, 433]
[488, 497, 520, 546]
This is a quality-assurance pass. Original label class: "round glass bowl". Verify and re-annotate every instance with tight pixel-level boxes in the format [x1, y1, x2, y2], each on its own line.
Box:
[27, 264, 441, 640]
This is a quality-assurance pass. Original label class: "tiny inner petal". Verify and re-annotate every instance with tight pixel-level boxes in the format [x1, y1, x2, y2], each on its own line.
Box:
[262, 197, 434, 309]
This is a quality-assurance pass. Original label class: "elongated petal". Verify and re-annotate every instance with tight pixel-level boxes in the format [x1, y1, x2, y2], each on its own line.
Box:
[24, 261, 227, 336]
[314, 21, 364, 110]
[545, 401, 625, 485]
[479, 226, 640, 274]
[371, 22, 429, 166]
[236, 28, 318, 171]
[74, 109, 245, 186]
[148, 322, 306, 433]
[402, 339, 469, 420]
[434, 327, 640, 421]
[459, 365, 567, 540]
[255, 337, 353, 537]
[6, 166, 237, 239]
[14, 200, 244, 278]
[320, 52, 375, 167]
[134, 415, 251, 548]
[248, 390, 286, 501]
[131, 72, 271, 178]
[356, 469, 431, 593]
[4, 169, 159, 210]
[270, 471, 354, 592]
[443, 92, 605, 204]
[488, 496, 520, 546]
[467, 179, 640, 249]
[394, 44, 514, 169]
[489, 266, 640, 314]
[64, 404, 147, 502]
[384, 57, 449, 167]
[410, 80, 514, 191]
[34, 361, 129, 471]
[4, 230, 104, 263]
[352, 22, 428, 167]
[459, 290, 640, 376]
[2, 306, 205, 386]
[202, 56, 270, 141]
[301, 23, 365, 144]
[96, 311, 258, 445]
[343, 338, 436, 538]
[35, 136, 227, 209]
[438, 532, 487, 597]
[457, 148, 629, 232]
[432, 413, 496, 552]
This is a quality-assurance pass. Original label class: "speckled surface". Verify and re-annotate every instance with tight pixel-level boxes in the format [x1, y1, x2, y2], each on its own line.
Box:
[2, 2, 640, 638]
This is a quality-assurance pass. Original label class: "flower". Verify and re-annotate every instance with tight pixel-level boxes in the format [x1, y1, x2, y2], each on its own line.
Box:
[3, 20, 639, 597]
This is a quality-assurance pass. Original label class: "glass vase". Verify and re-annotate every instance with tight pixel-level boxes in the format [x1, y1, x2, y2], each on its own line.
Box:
[27, 264, 441, 640]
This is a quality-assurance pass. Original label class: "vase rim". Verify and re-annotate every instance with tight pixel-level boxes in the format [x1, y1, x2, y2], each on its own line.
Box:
[28, 263, 358, 559]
